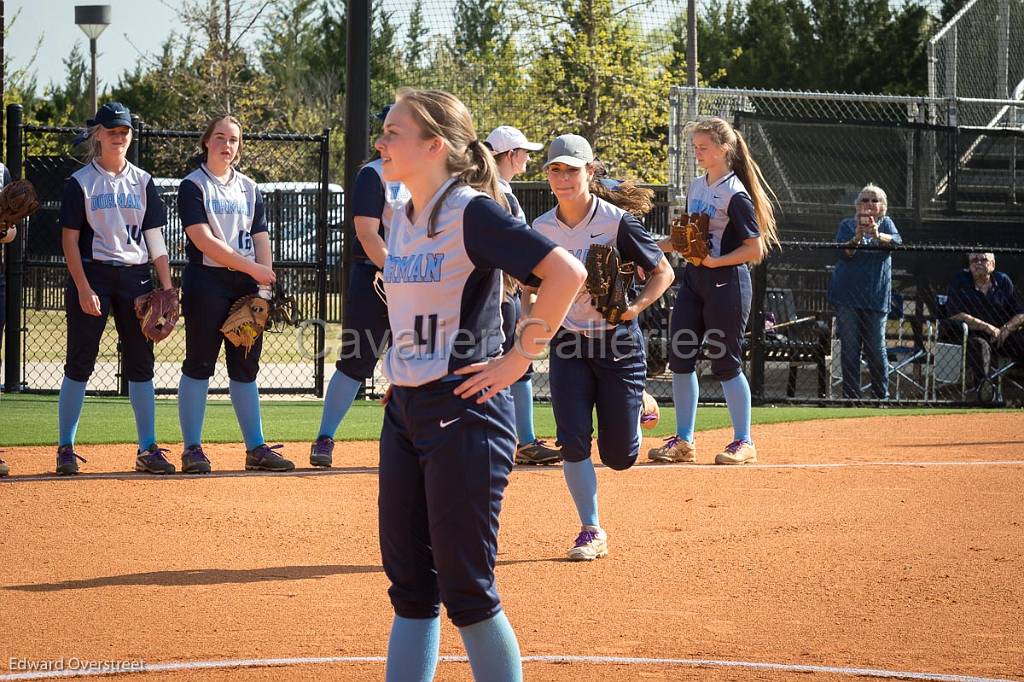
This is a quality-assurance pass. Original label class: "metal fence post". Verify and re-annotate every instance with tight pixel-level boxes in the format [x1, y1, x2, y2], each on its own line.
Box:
[315, 128, 331, 397]
[3, 104, 23, 392]
[749, 259, 768, 404]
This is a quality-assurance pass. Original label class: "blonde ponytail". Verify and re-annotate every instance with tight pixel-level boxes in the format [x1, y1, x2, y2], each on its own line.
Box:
[687, 117, 780, 263]
[730, 129, 780, 263]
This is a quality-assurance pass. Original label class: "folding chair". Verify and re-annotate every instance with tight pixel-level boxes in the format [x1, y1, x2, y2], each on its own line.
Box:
[885, 292, 931, 399]
[932, 294, 1021, 404]
[929, 294, 967, 401]
[828, 293, 932, 399]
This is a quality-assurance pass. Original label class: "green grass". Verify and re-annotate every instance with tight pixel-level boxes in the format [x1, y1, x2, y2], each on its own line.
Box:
[0, 393, 1011, 447]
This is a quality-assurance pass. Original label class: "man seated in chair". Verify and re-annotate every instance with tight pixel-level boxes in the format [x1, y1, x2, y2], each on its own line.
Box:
[945, 252, 1024, 391]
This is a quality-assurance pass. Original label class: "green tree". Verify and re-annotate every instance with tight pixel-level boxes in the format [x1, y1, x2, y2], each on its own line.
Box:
[371, 0, 403, 114]
[520, 0, 671, 181]
[406, 0, 429, 70]
[32, 43, 92, 126]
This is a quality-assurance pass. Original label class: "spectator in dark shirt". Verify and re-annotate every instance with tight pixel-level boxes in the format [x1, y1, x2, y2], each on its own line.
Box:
[827, 184, 902, 399]
[945, 252, 1024, 388]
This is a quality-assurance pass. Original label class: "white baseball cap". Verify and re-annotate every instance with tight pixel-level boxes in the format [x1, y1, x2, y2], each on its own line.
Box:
[485, 126, 543, 154]
[543, 134, 594, 169]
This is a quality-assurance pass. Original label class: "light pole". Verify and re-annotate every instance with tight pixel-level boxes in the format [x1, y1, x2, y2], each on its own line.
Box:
[74, 5, 111, 116]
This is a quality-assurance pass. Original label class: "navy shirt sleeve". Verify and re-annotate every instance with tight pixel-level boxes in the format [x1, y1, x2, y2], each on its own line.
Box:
[463, 196, 556, 284]
[2, 168, 11, 186]
[141, 178, 167, 231]
[251, 188, 268, 235]
[997, 271, 1024, 315]
[351, 166, 386, 219]
[726, 192, 760, 240]
[177, 179, 208, 228]
[59, 179, 87, 230]
[615, 213, 663, 272]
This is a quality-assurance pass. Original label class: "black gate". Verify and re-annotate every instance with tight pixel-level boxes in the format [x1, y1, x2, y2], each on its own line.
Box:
[2, 104, 335, 397]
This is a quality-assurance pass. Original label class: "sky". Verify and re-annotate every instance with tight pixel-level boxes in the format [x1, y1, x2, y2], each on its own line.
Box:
[6, 0, 251, 91]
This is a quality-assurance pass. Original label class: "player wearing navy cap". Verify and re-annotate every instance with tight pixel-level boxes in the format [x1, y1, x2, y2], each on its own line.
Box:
[375, 88, 585, 682]
[55, 102, 176, 475]
[648, 117, 780, 466]
[309, 104, 409, 467]
[530, 134, 674, 560]
[0, 161, 14, 477]
[175, 115, 293, 474]
[483, 125, 561, 465]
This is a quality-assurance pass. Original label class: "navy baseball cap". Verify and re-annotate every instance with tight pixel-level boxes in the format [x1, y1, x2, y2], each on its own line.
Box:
[88, 102, 132, 129]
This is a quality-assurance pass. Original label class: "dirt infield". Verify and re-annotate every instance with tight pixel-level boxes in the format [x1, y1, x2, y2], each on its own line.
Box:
[1, 413, 1022, 681]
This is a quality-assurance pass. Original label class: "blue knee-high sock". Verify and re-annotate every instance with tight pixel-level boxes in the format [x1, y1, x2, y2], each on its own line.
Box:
[178, 375, 209, 449]
[385, 615, 440, 682]
[562, 459, 599, 528]
[128, 380, 157, 451]
[317, 370, 363, 439]
[721, 372, 752, 443]
[58, 377, 88, 447]
[672, 372, 699, 442]
[510, 379, 536, 445]
[458, 611, 523, 682]
[229, 379, 265, 450]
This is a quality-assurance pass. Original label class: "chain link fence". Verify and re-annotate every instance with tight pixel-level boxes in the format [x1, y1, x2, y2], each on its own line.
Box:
[928, 0, 1024, 127]
[633, 242, 1024, 407]
[669, 87, 1024, 217]
[3, 108, 332, 396]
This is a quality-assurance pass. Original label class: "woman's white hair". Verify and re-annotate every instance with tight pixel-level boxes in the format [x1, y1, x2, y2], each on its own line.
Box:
[855, 183, 888, 216]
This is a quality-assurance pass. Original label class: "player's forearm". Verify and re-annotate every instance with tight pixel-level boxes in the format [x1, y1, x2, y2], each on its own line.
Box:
[631, 258, 674, 313]
[355, 218, 387, 269]
[188, 228, 258, 273]
[708, 240, 759, 268]
[253, 234, 272, 267]
[1005, 313, 1024, 333]
[153, 256, 173, 290]
[61, 229, 91, 291]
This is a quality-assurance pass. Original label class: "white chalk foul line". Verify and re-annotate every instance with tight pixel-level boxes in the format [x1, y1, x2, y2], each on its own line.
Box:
[4, 459, 1024, 484]
[0, 654, 1018, 681]
[630, 459, 1024, 471]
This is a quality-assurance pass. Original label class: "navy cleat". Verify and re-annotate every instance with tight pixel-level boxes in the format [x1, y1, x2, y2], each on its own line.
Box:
[246, 443, 294, 472]
[56, 445, 86, 476]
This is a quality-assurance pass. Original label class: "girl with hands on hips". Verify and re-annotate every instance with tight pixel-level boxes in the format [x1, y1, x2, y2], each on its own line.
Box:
[374, 88, 584, 682]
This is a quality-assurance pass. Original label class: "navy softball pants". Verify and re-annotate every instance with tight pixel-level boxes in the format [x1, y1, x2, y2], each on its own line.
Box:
[65, 261, 154, 382]
[668, 263, 752, 381]
[547, 323, 647, 469]
[181, 263, 260, 382]
[378, 378, 517, 628]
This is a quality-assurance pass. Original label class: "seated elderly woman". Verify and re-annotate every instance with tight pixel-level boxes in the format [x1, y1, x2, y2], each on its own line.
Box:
[827, 184, 902, 400]
[945, 252, 1024, 390]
